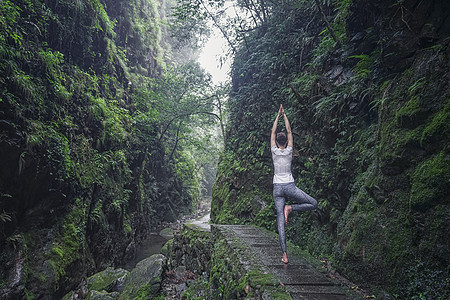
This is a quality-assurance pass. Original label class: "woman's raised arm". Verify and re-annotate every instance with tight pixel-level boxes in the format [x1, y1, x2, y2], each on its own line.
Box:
[282, 107, 293, 147]
[271, 105, 283, 147]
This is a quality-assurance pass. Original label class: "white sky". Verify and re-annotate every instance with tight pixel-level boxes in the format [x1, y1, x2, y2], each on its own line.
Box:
[198, 26, 231, 84]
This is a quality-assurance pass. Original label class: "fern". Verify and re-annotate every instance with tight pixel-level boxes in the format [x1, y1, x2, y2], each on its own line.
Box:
[0, 210, 12, 223]
[349, 54, 374, 79]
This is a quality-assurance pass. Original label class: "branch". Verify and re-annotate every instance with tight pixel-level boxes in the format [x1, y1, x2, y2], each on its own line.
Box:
[299, 16, 316, 72]
[289, 84, 304, 103]
[169, 120, 183, 163]
[200, 0, 237, 53]
[313, 0, 341, 47]
[158, 109, 220, 143]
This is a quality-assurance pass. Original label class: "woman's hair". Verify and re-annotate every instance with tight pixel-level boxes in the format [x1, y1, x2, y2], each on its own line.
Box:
[276, 132, 287, 147]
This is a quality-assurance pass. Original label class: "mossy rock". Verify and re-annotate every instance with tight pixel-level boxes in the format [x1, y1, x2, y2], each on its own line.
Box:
[159, 228, 174, 239]
[420, 98, 450, 147]
[86, 290, 120, 300]
[378, 125, 424, 175]
[119, 254, 166, 299]
[160, 238, 173, 257]
[61, 291, 75, 300]
[87, 267, 129, 293]
[410, 151, 450, 211]
[208, 226, 292, 299]
[395, 95, 424, 128]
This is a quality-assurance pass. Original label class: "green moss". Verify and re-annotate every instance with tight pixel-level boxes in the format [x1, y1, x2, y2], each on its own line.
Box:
[395, 95, 420, 126]
[417, 205, 450, 259]
[160, 238, 173, 257]
[119, 276, 161, 300]
[61, 291, 75, 300]
[24, 288, 35, 300]
[87, 267, 129, 292]
[181, 277, 208, 299]
[378, 121, 423, 173]
[49, 204, 87, 282]
[421, 99, 450, 145]
[236, 270, 291, 299]
[123, 221, 132, 234]
[134, 282, 151, 299]
[336, 177, 418, 288]
[410, 151, 450, 211]
[211, 182, 239, 224]
[246, 270, 279, 286]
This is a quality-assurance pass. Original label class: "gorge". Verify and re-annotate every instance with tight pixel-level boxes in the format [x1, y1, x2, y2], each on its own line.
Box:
[1, 0, 449, 299]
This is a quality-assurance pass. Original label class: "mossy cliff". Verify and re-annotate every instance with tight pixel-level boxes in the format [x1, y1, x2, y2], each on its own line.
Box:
[0, 0, 199, 298]
[212, 0, 449, 298]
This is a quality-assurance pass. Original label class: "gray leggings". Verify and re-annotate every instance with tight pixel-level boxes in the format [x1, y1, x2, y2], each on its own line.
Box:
[273, 182, 318, 253]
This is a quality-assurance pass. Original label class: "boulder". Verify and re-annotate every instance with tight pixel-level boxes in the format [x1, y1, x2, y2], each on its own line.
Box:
[119, 254, 166, 299]
[159, 228, 174, 239]
[87, 267, 129, 293]
[160, 238, 173, 257]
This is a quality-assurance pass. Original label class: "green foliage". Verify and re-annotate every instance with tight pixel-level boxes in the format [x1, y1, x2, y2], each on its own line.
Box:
[410, 151, 450, 211]
[170, 0, 213, 49]
[87, 0, 116, 38]
[421, 98, 450, 144]
[0, 211, 12, 223]
[403, 260, 450, 300]
[0, 1, 23, 45]
[0, 0, 227, 297]
[349, 54, 374, 79]
[212, 1, 450, 299]
[49, 205, 87, 282]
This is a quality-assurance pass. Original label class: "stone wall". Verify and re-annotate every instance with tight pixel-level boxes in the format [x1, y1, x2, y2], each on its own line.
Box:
[168, 223, 292, 299]
[168, 223, 212, 275]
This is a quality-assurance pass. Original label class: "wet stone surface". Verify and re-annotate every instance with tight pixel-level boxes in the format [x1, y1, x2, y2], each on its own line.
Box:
[214, 225, 363, 300]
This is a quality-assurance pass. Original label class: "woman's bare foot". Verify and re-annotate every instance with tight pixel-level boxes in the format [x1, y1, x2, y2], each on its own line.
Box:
[284, 205, 292, 225]
[282, 252, 289, 264]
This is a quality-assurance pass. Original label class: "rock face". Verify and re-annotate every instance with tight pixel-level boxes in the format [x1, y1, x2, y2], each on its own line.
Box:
[211, 0, 450, 298]
[0, 0, 196, 298]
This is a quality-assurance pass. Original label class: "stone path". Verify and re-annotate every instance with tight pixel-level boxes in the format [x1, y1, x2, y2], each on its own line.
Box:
[214, 225, 362, 300]
[185, 213, 211, 230]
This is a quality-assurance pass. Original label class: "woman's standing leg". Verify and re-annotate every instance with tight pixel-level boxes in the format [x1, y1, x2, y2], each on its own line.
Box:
[273, 184, 288, 263]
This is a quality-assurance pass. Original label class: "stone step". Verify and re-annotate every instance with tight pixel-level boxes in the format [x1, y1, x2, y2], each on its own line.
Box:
[213, 225, 360, 300]
[287, 284, 348, 294]
[290, 292, 350, 300]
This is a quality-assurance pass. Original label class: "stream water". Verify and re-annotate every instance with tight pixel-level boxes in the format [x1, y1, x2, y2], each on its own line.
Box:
[121, 232, 169, 271]
[121, 198, 211, 271]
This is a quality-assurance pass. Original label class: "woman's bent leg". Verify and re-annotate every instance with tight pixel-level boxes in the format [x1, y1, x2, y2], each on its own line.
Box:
[285, 183, 318, 211]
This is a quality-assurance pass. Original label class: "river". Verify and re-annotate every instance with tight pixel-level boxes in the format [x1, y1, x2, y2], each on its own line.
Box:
[121, 232, 170, 270]
[121, 199, 211, 271]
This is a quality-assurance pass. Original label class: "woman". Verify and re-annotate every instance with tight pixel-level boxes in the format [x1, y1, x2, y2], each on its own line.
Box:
[270, 104, 318, 264]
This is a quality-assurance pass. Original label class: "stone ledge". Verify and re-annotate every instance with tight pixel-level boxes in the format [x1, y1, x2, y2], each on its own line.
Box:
[169, 222, 363, 299]
[210, 225, 293, 300]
